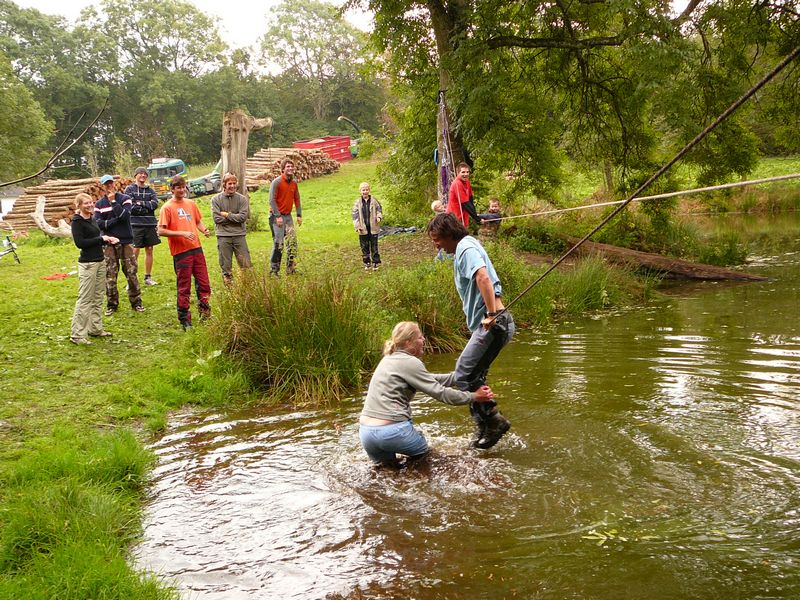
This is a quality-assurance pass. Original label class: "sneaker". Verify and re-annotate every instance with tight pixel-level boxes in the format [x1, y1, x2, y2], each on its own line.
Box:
[104, 307, 117, 317]
[364, 264, 371, 271]
[70, 337, 91, 345]
[181, 322, 192, 331]
[144, 277, 158, 286]
[372, 264, 381, 271]
[88, 331, 113, 338]
[133, 305, 145, 313]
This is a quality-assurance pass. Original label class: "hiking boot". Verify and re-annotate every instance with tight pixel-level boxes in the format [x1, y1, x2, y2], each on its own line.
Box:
[104, 307, 117, 317]
[473, 410, 511, 450]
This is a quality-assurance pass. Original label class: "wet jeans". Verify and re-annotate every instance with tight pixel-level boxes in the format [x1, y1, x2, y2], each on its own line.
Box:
[359, 420, 429, 464]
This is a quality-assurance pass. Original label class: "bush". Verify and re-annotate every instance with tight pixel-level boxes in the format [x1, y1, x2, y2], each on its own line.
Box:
[207, 268, 384, 405]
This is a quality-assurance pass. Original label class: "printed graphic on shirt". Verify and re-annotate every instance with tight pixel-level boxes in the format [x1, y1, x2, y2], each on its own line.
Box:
[177, 207, 193, 222]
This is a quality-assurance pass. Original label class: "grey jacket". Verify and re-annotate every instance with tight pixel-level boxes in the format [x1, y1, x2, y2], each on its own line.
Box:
[352, 195, 382, 235]
[361, 350, 474, 422]
[211, 191, 250, 236]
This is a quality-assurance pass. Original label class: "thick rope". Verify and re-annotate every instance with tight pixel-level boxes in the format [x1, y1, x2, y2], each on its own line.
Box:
[496, 173, 800, 222]
[438, 91, 465, 223]
[497, 47, 800, 317]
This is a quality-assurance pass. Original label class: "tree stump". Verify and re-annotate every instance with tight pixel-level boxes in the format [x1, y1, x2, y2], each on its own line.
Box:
[221, 109, 273, 196]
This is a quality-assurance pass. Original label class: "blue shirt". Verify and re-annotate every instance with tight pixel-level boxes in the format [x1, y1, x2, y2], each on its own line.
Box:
[453, 236, 503, 331]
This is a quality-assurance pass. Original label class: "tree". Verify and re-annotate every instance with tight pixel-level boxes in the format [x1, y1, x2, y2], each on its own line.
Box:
[354, 0, 799, 204]
[0, 53, 52, 181]
[260, 0, 372, 120]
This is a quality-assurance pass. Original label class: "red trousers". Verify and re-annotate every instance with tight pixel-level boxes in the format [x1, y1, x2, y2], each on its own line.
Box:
[173, 248, 211, 325]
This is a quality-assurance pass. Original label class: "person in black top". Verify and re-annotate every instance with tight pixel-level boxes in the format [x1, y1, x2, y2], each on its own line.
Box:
[70, 193, 119, 345]
[124, 167, 161, 286]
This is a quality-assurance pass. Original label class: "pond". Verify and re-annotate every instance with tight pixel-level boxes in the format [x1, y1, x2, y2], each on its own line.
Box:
[135, 213, 800, 599]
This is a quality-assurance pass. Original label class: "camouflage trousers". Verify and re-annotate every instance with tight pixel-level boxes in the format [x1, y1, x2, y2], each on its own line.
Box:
[270, 214, 298, 274]
[104, 243, 142, 309]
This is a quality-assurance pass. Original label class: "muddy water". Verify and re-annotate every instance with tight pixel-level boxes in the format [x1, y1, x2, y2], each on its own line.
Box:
[136, 214, 800, 599]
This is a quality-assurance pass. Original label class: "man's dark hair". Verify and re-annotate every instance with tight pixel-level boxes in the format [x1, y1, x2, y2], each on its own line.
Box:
[456, 162, 470, 172]
[280, 158, 294, 171]
[170, 175, 187, 188]
[426, 212, 468, 242]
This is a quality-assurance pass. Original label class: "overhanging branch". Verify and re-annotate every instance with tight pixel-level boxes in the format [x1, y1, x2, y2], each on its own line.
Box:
[486, 35, 624, 50]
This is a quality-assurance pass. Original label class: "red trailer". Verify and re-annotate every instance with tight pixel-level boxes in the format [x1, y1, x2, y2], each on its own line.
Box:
[293, 136, 353, 162]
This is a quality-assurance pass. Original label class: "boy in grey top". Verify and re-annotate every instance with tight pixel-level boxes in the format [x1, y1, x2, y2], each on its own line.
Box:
[211, 173, 251, 285]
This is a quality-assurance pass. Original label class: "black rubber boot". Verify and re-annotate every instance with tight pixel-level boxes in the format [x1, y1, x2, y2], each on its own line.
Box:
[469, 402, 489, 447]
[472, 402, 510, 449]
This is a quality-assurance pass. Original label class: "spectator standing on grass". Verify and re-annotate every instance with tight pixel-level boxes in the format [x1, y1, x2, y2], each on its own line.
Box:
[447, 162, 481, 228]
[70, 193, 118, 345]
[211, 172, 251, 285]
[124, 166, 161, 286]
[94, 174, 144, 316]
[157, 176, 212, 330]
[352, 181, 382, 271]
[268, 159, 302, 275]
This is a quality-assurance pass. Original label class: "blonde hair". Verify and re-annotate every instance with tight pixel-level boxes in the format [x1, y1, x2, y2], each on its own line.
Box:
[383, 321, 420, 356]
[222, 172, 238, 185]
[74, 192, 93, 210]
[359, 181, 370, 189]
[431, 200, 445, 213]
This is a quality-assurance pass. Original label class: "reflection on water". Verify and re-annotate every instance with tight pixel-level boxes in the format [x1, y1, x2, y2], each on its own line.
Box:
[136, 214, 800, 599]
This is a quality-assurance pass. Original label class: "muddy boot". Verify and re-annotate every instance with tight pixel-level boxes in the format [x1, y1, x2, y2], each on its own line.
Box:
[469, 402, 489, 447]
[475, 410, 511, 449]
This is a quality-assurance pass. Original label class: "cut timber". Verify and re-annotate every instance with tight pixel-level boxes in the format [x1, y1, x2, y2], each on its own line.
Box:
[566, 237, 767, 281]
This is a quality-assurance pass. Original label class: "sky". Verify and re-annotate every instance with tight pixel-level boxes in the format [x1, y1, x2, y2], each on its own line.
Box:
[14, 0, 374, 50]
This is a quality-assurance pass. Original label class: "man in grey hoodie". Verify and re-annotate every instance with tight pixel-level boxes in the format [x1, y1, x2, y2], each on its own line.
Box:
[211, 173, 251, 285]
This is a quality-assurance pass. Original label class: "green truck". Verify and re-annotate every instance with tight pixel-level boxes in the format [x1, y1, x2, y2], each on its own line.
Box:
[147, 158, 188, 199]
[146, 158, 221, 199]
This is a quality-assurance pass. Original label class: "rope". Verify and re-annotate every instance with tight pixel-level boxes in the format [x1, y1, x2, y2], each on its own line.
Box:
[496, 173, 800, 222]
[497, 46, 800, 317]
[438, 91, 465, 224]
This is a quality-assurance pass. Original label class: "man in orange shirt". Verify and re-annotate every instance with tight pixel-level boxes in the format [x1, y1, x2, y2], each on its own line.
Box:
[268, 159, 303, 275]
[157, 176, 212, 330]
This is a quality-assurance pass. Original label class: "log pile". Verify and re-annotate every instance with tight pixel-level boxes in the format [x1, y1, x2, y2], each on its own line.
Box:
[0, 177, 131, 231]
[245, 147, 339, 188]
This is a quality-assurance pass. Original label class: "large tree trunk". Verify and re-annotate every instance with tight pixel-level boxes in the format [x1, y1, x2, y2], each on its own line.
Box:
[221, 109, 273, 196]
[566, 237, 767, 281]
[428, 0, 468, 203]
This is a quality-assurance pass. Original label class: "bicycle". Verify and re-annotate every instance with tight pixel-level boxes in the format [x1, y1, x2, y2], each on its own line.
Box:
[0, 235, 20, 263]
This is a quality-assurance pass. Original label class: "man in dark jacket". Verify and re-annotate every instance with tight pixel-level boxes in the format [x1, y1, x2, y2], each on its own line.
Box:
[94, 174, 144, 315]
[124, 167, 161, 286]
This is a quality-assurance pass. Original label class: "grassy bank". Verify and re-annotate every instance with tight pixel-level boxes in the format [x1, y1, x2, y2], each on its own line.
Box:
[2, 154, 785, 596]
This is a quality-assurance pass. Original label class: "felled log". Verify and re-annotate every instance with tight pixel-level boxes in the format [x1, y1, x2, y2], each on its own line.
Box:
[565, 237, 767, 281]
[31, 195, 72, 238]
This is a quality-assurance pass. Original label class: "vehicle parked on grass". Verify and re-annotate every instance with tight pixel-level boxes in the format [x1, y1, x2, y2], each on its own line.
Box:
[188, 160, 222, 197]
[147, 158, 188, 199]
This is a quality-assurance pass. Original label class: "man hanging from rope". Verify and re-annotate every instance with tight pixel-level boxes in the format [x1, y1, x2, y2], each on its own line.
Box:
[447, 162, 482, 228]
[426, 212, 514, 449]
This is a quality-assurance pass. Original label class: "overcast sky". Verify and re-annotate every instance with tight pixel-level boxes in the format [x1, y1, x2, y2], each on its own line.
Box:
[14, 0, 374, 50]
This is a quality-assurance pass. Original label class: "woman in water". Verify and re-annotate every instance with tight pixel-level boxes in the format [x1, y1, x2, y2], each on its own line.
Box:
[359, 321, 495, 466]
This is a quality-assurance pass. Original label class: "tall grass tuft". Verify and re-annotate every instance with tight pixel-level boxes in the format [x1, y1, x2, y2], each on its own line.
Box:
[207, 268, 384, 405]
[365, 261, 468, 352]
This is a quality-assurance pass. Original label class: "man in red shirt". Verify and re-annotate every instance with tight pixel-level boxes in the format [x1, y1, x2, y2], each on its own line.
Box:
[447, 162, 481, 228]
[268, 159, 303, 275]
[157, 176, 212, 330]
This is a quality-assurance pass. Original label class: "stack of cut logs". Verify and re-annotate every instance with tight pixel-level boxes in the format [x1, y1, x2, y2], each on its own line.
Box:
[245, 147, 340, 188]
[0, 177, 131, 231]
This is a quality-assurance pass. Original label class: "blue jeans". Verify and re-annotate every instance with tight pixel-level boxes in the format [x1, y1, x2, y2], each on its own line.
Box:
[359, 420, 429, 464]
[453, 311, 515, 392]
